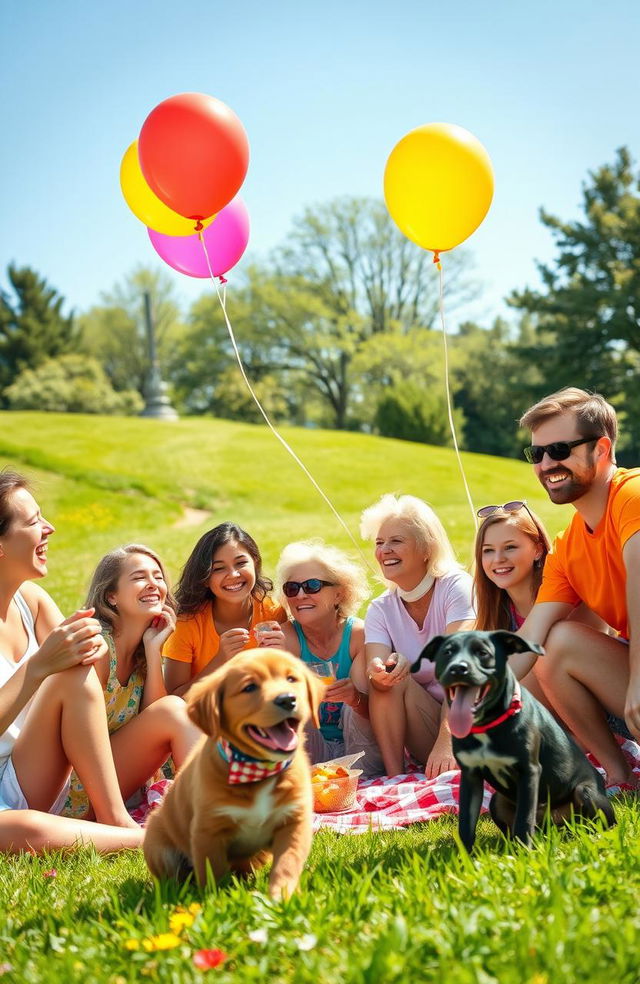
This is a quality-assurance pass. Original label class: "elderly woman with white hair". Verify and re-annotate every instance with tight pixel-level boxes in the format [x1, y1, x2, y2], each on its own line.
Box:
[276, 540, 383, 778]
[358, 494, 475, 778]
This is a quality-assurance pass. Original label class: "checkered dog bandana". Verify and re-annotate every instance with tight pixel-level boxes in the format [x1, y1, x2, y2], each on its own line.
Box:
[217, 738, 292, 784]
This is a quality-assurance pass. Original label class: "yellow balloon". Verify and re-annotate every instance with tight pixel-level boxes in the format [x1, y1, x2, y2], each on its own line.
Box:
[119, 141, 216, 236]
[383, 122, 494, 253]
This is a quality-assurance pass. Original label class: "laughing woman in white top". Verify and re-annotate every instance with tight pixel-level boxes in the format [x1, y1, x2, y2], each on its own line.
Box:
[0, 470, 142, 853]
[358, 494, 475, 778]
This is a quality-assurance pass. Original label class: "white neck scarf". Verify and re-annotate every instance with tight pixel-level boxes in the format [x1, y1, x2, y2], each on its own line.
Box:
[396, 571, 435, 603]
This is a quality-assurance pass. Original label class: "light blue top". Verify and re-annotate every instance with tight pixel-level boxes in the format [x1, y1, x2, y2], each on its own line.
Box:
[293, 616, 353, 742]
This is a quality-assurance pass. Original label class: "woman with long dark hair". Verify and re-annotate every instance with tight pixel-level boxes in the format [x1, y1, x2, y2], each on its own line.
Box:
[164, 522, 286, 697]
[0, 470, 142, 853]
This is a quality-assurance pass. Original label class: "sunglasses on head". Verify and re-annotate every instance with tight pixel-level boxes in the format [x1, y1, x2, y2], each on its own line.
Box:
[523, 436, 600, 465]
[282, 578, 335, 598]
[477, 500, 534, 520]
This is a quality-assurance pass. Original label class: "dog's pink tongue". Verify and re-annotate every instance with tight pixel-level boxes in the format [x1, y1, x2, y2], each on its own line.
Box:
[448, 686, 481, 738]
[261, 721, 298, 753]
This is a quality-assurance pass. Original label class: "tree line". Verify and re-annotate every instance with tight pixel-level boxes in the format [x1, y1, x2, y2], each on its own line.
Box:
[2, 147, 639, 463]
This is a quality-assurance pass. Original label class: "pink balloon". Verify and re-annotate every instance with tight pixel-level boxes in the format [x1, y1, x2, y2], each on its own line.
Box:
[147, 197, 250, 278]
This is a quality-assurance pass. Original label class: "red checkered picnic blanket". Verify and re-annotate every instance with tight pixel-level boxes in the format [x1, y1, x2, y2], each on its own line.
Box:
[130, 737, 640, 832]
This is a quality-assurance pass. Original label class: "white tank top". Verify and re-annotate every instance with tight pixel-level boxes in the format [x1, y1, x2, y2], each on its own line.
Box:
[0, 591, 40, 766]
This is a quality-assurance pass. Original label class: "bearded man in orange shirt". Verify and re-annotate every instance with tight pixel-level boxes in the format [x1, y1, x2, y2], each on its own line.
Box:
[513, 387, 640, 791]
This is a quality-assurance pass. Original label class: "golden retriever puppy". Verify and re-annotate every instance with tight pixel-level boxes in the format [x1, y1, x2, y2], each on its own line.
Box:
[143, 648, 323, 898]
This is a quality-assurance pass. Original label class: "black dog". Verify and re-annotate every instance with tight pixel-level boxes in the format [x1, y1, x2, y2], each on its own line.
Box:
[411, 630, 615, 849]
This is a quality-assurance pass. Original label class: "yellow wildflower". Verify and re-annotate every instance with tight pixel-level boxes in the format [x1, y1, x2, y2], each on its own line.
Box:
[169, 912, 195, 934]
[142, 933, 182, 952]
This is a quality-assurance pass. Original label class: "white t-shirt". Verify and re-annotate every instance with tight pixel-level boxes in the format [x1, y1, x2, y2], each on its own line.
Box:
[0, 591, 39, 767]
[364, 569, 475, 701]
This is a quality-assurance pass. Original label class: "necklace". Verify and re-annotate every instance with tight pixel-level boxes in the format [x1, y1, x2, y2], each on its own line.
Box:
[396, 571, 435, 603]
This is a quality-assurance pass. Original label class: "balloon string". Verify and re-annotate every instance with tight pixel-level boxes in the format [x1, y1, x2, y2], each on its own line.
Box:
[437, 259, 478, 532]
[197, 233, 375, 574]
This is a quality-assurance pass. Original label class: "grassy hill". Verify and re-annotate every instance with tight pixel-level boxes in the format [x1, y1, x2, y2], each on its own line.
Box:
[0, 411, 574, 611]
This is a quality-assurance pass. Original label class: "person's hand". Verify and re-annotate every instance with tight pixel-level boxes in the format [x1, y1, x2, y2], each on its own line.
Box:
[29, 609, 106, 681]
[143, 604, 176, 652]
[367, 651, 410, 690]
[219, 627, 250, 661]
[624, 676, 640, 739]
[255, 626, 286, 649]
[425, 732, 458, 780]
[325, 677, 357, 705]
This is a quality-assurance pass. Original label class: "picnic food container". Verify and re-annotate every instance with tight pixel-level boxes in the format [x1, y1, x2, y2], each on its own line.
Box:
[311, 752, 364, 813]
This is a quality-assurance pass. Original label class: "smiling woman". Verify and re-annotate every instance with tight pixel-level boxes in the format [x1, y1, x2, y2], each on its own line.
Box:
[163, 523, 287, 698]
[275, 540, 384, 778]
[358, 494, 476, 778]
[0, 469, 144, 853]
[62, 544, 202, 819]
[474, 504, 550, 632]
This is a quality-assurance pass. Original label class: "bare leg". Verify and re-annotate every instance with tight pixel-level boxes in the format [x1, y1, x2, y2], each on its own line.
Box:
[403, 682, 441, 767]
[109, 696, 201, 802]
[368, 679, 409, 776]
[368, 678, 440, 776]
[0, 810, 142, 854]
[12, 664, 137, 827]
[535, 621, 637, 787]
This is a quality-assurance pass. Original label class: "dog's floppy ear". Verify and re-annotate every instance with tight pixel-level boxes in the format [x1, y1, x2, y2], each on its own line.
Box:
[187, 672, 225, 738]
[410, 635, 447, 674]
[489, 630, 544, 659]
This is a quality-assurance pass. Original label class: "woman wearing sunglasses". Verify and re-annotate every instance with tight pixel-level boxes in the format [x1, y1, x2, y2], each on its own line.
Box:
[163, 523, 286, 697]
[359, 494, 476, 778]
[276, 541, 383, 776]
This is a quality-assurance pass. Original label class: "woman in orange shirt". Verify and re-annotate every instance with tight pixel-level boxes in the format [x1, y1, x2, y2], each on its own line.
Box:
[164, 523, 286, 697]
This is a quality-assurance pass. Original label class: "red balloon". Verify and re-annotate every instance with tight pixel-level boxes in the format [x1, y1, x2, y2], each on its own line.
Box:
[138, 93, 249, 220]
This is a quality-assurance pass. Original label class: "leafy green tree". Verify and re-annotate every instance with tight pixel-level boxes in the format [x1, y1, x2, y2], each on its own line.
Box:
[5, 354, 143, 414]
[270, 196, 476, 428]
[374, 382, 462, 446]
[175, 198, 477, 429]
[450, 318, 542, 457]
[509, 147, 640, 459]
[79, 266, 183, 396]
[0, 265, 77, 405]
[167, 198, 477, 430]
[167, 268, 292, 420]
[352, 325, 459, 442]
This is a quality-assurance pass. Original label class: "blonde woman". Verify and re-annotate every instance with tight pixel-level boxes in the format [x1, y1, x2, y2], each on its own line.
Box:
[359, 494, 475, 778]
[276, 541, 383, 777]
[63, 544, 201, 818]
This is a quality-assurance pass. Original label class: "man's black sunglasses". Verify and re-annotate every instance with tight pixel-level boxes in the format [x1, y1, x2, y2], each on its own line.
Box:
[282, 578, 335, 598]
[523, 436, 601, 465]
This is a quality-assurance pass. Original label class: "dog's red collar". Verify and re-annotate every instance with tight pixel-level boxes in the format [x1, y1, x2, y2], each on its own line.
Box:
[469, 682, 522, 734]
[217, 738, 293, 784]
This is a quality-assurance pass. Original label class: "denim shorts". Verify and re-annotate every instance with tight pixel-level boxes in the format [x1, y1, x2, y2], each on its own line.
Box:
[0, 757, 69, 814]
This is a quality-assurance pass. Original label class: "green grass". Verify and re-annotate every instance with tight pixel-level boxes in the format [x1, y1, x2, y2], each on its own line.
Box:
[0, 411, 635, 983]
[2, 812, 639, 983]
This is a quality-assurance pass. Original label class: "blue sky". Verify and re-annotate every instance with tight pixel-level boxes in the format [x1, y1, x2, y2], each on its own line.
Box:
[2, 0, 639, 326]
